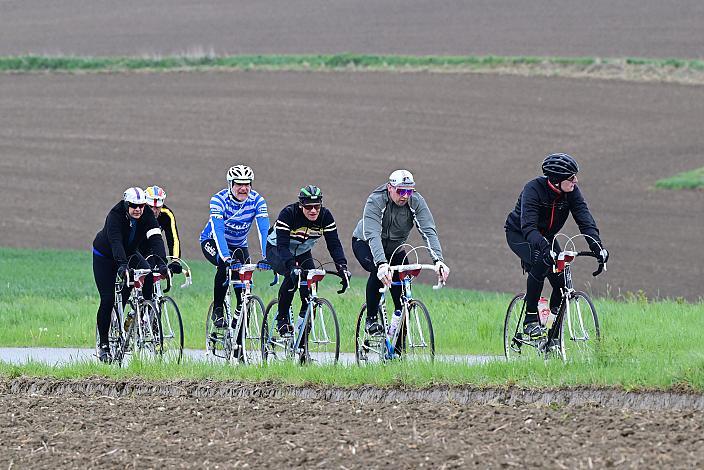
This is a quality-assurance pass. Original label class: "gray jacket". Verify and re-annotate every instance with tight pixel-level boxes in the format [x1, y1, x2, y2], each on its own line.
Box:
[352, 184, 443, 265]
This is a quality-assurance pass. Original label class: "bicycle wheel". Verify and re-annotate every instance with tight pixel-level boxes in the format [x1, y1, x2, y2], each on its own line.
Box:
[560, 291, 600, 362]
[397, 299, 434, 362]
[260, 299, 292, 364]
[97, 305, 125, 366]
[504, 293, 533, 359]
[205, 301, 233, 360]
[160, 296, 184, 363]
[241, 295, 266, 364]
[134, 300, 163, 359]
[354, 303, 387, 365]
[301, 298, 340, 365]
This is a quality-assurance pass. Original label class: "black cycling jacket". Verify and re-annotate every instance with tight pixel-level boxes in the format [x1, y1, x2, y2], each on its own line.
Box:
[93, 201, 166, 266]
[504, 176, 601, 251]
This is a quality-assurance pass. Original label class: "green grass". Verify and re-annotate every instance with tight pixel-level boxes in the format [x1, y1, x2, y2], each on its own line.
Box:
[1, 53, 704, 74]
[655, 167, 704, 190]
[1, 246, 704, 390]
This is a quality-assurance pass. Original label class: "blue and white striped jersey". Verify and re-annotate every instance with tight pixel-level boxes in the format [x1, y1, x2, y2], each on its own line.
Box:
[200, 188, 269, 261]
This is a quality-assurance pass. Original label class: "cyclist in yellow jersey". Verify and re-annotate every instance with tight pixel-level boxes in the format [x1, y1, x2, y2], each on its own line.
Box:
[141, 185, 183, 274]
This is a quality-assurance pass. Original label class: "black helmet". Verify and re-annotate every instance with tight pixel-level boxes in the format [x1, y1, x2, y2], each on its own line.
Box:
[542, 153, 579, 181]
[298, 185, 323, 204]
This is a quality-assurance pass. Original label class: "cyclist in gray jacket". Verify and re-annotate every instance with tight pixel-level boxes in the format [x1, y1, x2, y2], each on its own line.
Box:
[352, 169, 450, 335]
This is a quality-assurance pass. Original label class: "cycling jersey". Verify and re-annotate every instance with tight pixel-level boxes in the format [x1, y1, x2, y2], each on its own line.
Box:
[200, 188, 269, 261]
[138, 204, 180, 258]
[504, 176, 601, 251]
[267, 203, 347, 272]
[352, 184, 443, 265]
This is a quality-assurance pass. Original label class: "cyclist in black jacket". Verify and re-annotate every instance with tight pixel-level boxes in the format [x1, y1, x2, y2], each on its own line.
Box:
[139, 185, 183, 274]
[266, 185, 350, 335]
[92, 187, 168, 363]
[505, 153, 609, 339]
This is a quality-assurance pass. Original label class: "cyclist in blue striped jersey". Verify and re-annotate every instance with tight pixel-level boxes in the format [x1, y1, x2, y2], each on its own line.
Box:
[200, 165, 270, 328]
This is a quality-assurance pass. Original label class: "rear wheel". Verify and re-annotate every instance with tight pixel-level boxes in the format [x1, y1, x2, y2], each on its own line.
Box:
[301, 298, 339, 365]
[354, 303, 387, 365]
[160, 296, 184, 363]
[260, 299, 292, 364]
[504, 293, 531, 359]
[560, 291, 600, 362]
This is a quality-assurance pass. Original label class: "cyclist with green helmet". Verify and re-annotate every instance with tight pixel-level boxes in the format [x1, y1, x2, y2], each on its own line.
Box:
[266, 185, 350, 335]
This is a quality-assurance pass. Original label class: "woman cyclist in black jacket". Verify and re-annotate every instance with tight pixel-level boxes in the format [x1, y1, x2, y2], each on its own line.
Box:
[505, 153, 609, 339]
[92, 187, 168, 363]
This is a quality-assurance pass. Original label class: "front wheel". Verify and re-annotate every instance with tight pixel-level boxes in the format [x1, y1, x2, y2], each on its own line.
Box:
[504, 293, 530, 359]
[160, 296, 184, 363]
[241, 295, 266, 364]
[302, 298, 340, 365]
[399, 300, 434, 362]
[559, 291, 600, 361]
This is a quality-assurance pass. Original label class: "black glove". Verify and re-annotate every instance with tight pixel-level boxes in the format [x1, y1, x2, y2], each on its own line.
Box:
[117, 264, 129, 281]
[338, 268, 351, 293]
[289, 267, 301, 285]
[157, 264, 169, 276]
[542, 247, 556, 267]
[168, 261, 183, 274]
[591, 244, 609, 264]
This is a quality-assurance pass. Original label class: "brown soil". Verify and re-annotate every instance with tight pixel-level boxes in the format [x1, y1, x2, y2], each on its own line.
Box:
[2, 379, 703, 468]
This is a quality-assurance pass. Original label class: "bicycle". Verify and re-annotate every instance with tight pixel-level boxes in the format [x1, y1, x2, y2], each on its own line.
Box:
[504, 233, 605, 362]
[354, 245, 445, 365]
[153, 255, 191, 363]
[205, 260, 275, 364]
[96, 272, 130, 365]
[260, 263, 347, 365]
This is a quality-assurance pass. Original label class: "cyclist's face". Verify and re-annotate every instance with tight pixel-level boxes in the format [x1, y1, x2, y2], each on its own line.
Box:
[127, 203, 144, 219]
[300, 203, 321, 221]
[231, 182, 251, 201]
[388, 184, 413, 205]
[559, 174, 578, 192]
[150, 205, 161, 217]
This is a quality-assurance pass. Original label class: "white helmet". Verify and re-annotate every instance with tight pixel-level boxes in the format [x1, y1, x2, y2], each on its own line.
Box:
[227, 165, 254, 185]
[145, 185, 166, 208]
[388, 169, 415, 188]
[123, 187, 148, 205]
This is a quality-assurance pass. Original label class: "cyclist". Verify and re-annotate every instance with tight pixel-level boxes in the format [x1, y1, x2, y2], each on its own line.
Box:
[505, 153, 609, 339]
[92, 187, 168, 363]
[266, 185, 350, 336]
[352, 170, 450, 335]
[200, 165, 269, 328]
[139, 185, 183, 274]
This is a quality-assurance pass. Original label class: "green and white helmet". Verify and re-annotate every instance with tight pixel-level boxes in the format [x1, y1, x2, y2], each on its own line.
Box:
[298, 185, 323, 204]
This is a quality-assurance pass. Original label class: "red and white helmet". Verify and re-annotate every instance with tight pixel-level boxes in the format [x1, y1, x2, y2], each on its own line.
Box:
[123, 187, 148, 205]
[145, 185, 167, 208]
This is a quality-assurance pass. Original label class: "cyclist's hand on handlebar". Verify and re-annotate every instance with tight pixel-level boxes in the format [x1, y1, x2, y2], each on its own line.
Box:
[117, 264, 129, 281]
[168, 261, 183, 274]
[289, 267, 301, 284]
[596, 248, 609, 264]
[376, 262, 392, 287]
[257, 259, 271, 270]
[542, 248, 557, 267]
[338, 268, 351, 293]
[157, 264, 169, 276]
[434, 260, 450, 282]
[228, 258, 242, 269]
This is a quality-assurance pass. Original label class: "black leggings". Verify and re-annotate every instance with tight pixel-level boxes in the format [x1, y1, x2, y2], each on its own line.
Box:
[505, 230, 564, 313]
[201, 240, 249, 313]
[266, 243, 315, 323]
[93, 252, 153, 345]
[352, 238, 407, 320]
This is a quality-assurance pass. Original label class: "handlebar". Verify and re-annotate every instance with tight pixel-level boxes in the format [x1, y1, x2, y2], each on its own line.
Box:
[575, 251, 606, 277]
[288, 269, 349, 295]
[379, 264, 445, 293]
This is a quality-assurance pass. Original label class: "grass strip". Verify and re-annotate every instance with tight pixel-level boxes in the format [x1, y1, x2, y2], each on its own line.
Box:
[1, 54, 704, 76]
[655, 167, 704, 190]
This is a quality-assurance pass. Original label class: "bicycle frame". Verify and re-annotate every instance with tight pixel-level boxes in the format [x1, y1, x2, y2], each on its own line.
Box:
[223, 263, 259, 362]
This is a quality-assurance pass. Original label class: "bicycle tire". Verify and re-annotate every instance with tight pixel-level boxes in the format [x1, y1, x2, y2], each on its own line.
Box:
[240, 295, 266, 364]
[136, 300, 163, 359]
[260, 299, 292, 364]
[301, 297, 340, 365]
[354, 303, 388, 365]
[504, 293, 530, 359]
[398, 299, 434, 362]
[559, 291, 600, 362]
[205, 301, 233, 360]
[160, 296, 184, 364]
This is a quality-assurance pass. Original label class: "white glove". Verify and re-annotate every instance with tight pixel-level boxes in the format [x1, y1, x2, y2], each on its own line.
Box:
[435, 260, 450, 282]
[376, 263, 392, 287]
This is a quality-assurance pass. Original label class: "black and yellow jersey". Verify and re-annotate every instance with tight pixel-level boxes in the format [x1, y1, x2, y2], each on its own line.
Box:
[139, 204, 181, 258]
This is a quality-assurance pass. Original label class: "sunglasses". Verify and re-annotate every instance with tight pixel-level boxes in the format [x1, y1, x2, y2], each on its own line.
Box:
[128, 203, 145, 209]
[395, 187, 414, 197]
[301, 203, 322, 211]
[566, 174, 578, 183]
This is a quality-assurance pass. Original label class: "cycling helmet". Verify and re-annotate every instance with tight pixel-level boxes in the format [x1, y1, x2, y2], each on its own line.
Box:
[227, 165, 254, 185]
[123, 187, 148, 205]
[542, 153, 579, 181]
[388, 169, 415, 188]
[298, 185, 323, 204]
[145, 185, 166, 208]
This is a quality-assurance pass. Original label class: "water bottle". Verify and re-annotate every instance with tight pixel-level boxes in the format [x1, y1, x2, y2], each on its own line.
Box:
[387, 310, 402, 341]
[538, 297, 550, 326]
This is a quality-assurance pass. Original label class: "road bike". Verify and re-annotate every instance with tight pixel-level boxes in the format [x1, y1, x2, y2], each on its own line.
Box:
[155, 255, 191, 363]
[504, 234, 605, 361]
[354, 245, 445, 365]
[206, 260, 274, 364]
[261, 262, 347, 365]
